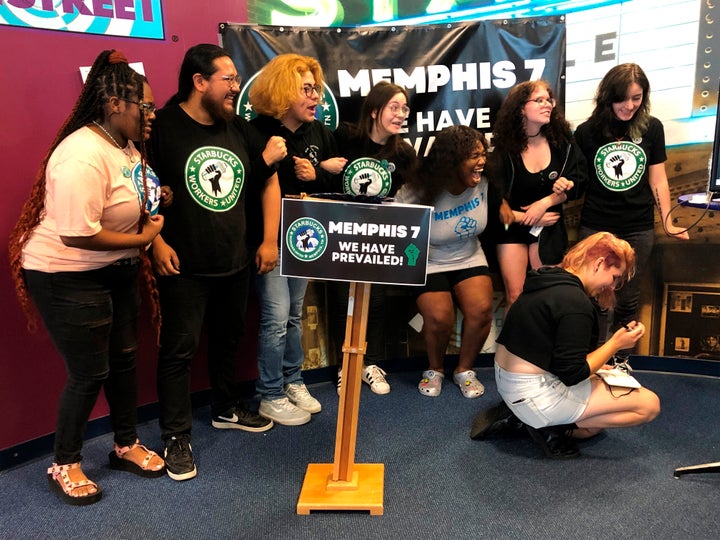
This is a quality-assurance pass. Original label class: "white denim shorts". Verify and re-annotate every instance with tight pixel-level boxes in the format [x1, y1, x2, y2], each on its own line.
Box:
[494, 364, 591, 429]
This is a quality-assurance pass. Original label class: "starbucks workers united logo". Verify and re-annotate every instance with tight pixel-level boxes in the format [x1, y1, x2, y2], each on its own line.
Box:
[286, 217, 328, 262]
[342, 158, 393, 196]
[593, 141, 647, 192]
[185, 146, 245, 211]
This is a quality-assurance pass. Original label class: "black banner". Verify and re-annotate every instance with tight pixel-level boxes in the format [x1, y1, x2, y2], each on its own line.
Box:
[220, 18, 565, 156]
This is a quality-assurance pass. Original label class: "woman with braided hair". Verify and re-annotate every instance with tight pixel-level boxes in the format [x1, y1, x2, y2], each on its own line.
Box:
[8, 50, 166, 505]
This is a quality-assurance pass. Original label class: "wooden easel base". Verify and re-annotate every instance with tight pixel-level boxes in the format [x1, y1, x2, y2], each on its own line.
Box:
[296, 463, 384, 515]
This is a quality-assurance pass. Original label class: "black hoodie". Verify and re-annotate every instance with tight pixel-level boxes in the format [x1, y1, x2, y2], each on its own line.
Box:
[496, 267, 598, 386]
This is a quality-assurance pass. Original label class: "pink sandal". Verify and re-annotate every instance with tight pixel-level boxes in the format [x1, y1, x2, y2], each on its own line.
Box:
[47, 462, 102, 506]
[108, 439, 165, 478]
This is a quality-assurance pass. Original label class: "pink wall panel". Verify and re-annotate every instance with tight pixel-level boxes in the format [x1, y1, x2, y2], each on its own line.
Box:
[0, 1, 251, 450]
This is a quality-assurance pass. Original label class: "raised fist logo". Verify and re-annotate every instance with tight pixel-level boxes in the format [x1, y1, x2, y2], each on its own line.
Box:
[201, 162, 229, 195]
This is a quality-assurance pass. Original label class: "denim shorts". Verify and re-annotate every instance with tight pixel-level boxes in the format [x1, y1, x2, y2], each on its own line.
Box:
[494, 364, 591, 429]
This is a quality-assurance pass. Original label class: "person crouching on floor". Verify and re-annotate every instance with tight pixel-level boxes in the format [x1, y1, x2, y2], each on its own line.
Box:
[477, 232, 660, 458]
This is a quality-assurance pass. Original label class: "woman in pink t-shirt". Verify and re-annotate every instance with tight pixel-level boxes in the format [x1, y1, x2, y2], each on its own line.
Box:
[9, 50, 167, 506]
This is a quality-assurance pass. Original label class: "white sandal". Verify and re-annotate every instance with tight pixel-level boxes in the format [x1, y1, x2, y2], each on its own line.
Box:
[47, 462, 102, 506]
[108, 439, 165, 478]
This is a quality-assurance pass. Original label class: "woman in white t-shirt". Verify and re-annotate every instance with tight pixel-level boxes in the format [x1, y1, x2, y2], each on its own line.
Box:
[395, 126, 504, 399]
[9, 50, 167, 506]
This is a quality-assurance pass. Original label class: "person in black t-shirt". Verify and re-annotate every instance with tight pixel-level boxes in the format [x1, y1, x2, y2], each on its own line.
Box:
[149, 44, 287, 481]
[575, 63, 689, 343]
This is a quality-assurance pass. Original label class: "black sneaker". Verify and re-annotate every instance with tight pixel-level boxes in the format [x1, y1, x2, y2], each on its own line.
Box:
[164, 434, 197, 481]
[212, 403, 274, 432]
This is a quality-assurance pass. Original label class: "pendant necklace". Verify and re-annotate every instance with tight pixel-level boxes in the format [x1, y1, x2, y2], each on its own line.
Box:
[92, 121, 137, 164]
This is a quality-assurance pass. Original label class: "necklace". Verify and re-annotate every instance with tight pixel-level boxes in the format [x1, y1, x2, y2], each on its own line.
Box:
[92, 121, 137, 163]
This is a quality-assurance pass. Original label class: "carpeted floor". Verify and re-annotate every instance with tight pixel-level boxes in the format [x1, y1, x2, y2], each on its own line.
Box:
[1, 368, 719, 539]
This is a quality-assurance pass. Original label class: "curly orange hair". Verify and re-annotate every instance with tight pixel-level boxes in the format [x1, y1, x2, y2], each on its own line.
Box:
[248, 54, 324, 119]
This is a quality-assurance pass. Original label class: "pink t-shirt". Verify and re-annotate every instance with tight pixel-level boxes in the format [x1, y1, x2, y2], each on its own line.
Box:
[22, 126, 147, 272]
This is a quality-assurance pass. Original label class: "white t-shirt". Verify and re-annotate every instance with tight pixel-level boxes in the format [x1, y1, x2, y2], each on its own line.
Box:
[394, 179, 489, 273]
[22, 126, 149, 272]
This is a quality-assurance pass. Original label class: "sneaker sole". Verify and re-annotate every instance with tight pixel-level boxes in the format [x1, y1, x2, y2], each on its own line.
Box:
[166, 466, 197, 481]
[211, 419, 274, 432]
[288, 401, 322, 414]
[259, 410, 311, 426]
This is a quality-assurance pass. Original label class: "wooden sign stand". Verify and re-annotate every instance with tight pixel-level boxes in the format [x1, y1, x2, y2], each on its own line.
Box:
[296, 282, 384, 515]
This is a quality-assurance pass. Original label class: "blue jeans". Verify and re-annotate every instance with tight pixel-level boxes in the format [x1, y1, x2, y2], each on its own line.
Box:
[578, 226, 654, 338]
[254, 264, 307, 400]
[25, 264, 141, 464]
[495, 364, 591, 429]
[156, 268, 249, 439]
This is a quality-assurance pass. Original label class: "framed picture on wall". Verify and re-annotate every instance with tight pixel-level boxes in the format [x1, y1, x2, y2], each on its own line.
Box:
[660, 283, 720, 359]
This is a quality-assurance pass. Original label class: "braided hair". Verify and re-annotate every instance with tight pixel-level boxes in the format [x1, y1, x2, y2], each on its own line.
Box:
[8, 50, 154, 330]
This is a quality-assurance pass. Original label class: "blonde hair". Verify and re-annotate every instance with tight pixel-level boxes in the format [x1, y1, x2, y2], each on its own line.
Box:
[561, 232, 636, 310]
[248, 54, 324, 119]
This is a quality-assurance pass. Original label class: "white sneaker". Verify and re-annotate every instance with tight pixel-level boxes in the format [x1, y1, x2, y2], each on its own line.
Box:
[285, 383, 322, 414]
[259, 397, 311, 426]
[362, 365, 390, 394]
[336, 370, 342, 396]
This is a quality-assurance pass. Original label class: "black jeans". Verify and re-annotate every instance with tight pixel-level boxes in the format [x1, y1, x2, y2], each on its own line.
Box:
[156, 268, 250, 440]
[25, 264, 141, 465]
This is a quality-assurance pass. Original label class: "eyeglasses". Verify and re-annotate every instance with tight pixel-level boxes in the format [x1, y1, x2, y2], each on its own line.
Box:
[218, 74, 243, 88]
[526, 97, 556, 108]
[302, 84, 322, 97]
[387, 103, 411, 117]
[121, 98, 157, 114]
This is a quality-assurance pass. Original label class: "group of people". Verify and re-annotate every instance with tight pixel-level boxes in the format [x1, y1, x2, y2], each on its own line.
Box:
[8, 42, 683, 504]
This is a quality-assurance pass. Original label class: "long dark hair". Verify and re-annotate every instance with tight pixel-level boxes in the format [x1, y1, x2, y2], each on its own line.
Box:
[8, 50, 149, 328]
[492, 80, 572, 156]
[588, 63, 651, 140]
[166, 43, 229, 106]
[354, 81, 411, 160]
[406, 125, 487, 206]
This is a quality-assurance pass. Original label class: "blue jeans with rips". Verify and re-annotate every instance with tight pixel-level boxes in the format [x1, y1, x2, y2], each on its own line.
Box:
[24, 263, 141, 465]
[254, 263, 307, 400]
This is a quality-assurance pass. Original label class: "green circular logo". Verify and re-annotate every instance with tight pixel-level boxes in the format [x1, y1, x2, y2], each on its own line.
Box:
[185, 146, 245, 212]
[237, 72, 340, 130]
[286, 217, 327, 262]
[593, 141, 647, 192]
[342, 157, 393, 196]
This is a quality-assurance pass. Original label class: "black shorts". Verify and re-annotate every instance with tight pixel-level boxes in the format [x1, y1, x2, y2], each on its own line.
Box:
[419, 265, 490, 295]
[496, 223, 539, 245]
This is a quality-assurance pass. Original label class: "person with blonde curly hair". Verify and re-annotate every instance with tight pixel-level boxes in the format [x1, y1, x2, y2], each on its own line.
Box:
[247, 54, 346, 426]
[8, 49, 166, 505]
[478, 232, 660, 458]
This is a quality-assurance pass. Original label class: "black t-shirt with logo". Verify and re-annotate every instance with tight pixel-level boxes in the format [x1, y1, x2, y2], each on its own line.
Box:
[575, 115, 666, 234]
[332, 121, 417, 198]
[149, 105, 273, 276]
